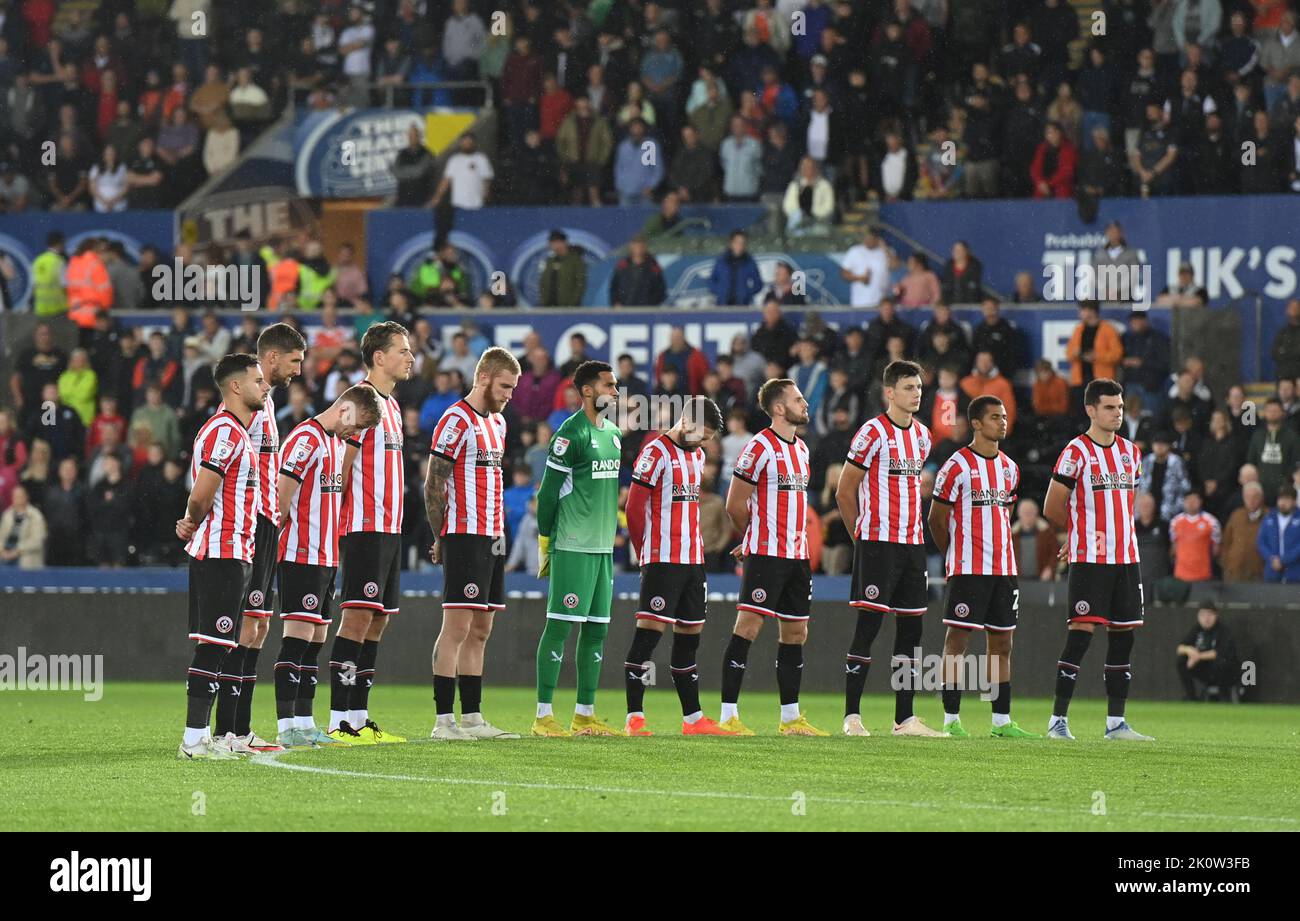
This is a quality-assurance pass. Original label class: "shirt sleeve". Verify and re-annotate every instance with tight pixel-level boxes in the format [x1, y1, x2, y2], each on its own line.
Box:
[1052, 444, 1082, 489]
[197, 423, 242, 477]
[631, 442, 663, 490]
[547, 423, 580, 472]
[845, 424, 881, 471]
[732, 437, 766, 485]
[430, 411, 467, 464]
[932, 457, 962, 506]
[279, 430, 321, 482]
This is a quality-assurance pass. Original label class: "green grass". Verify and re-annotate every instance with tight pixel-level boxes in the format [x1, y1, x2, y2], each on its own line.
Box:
[4, 684, 1298, 831]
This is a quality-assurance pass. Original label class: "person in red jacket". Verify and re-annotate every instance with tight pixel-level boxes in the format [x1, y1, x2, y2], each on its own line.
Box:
[655, 327, 711, 396]
[1030, 121, 1077, 199]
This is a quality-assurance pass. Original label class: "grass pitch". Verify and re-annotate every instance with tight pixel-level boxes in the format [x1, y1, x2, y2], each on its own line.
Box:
[3, 684, 1298, 831]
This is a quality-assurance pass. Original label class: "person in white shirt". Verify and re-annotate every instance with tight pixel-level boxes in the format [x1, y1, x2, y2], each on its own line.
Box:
[339, 5, 375, 105]
[840, 226, 889, 308]
[433, 133, 494, 210]
[90, 145, 128, 213]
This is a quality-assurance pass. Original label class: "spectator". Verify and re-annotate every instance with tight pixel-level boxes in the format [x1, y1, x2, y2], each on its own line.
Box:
[719, 114, 763, 201]
[556, 95, 614, 207]
[940, 240, 983, 304]
[840, 226, 889, 308]
[1030, 121, 1077, 198]
[1220, 480, 1267, 582]
[609, 235, 667, 306]
[1078, 124, 1130, 202]
[1169, 490, 1221, 582]
[1163, 367, 1213, 433]
[790, 339, 829, 425]
[614, 117, 664, 206]
[538, 230, 587, 307]
[418, 370, 460, 436]
[1247, 398, 1300, 504]
[1066, 302, 1123, 402]
[40, 456, 84, 566]
[85, 452, 130, 567]
[893, 253, 941, 308]
[0, 159, 32, 212]
[782, 155, 835, 235]
[729, 334, 769, 394]
[961, 350, 1017, 433]
[1258, 484, 1300, 583]
[699, 465, 733, 571]
[751, 300, 800, 369]
[918, 303, 972, 373]
[764, 261, 808, 306]
[560, 334, 593, 379]
[1032, 358, 1071, 419]
[863, 299, 917, 361]
[128, 385, 177, 464]
[1120, 309, 1172, 411]
[1260, 10, 1300, 112]
[27, 383, 84, 463]
[1142, 431, 1192, 522]
[708, 230, 763, 306]
[1135, 491, 1171, 591]
[1201, 410, 1246, 520]
[515, 348, 562, 424]
[433, 132, 494, 212]
[1272, 298, 1300, 381]
[56, 348, 98, 427]
[655, 327, 711, 396]
[391, 125, 438, 207]
[1156, 262, 1209, 307]
[669, 124, 716, 202]
[0, 485, 46, 568]
[918, 123, 965, 200]
[922, 365, 970, 443]
[1175, 605, 1241, 701]
[1011, 498, 1060, 582]
[132, 331, 181, 407]
[1001, 78, 1045, 197]
[873, 130, 917, 201]
[88, 144, 128, 213]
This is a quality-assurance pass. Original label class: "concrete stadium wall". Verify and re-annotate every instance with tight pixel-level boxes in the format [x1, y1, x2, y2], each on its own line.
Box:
[3, 594, 1297, 703]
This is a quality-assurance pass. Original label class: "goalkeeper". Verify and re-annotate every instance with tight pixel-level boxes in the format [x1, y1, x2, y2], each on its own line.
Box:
[532, 361, 625, 737]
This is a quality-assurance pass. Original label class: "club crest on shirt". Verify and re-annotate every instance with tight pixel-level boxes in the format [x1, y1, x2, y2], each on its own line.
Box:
[1120, 454, 1133, 467]
[553, 436, 570, 456]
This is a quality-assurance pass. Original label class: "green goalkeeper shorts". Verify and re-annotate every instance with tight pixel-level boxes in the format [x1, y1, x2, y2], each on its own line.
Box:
[546, 550, 614, 624]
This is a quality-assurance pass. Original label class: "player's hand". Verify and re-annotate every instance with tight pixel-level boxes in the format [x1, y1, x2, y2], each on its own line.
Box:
[1057, 543, 1069, 562]
[731, 544, 746, 562]
[175, 515, 197, 541]
[1186, 650, 1199, 666]
[537, 535, 551, 578]
[428, 540, 441, 564]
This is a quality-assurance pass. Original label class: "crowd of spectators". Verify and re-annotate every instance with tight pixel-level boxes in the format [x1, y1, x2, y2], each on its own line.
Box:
[6, 291, 1300, 589]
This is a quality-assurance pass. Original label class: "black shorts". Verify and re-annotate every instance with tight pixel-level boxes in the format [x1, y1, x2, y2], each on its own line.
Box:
[279, 562, 338, 625]
[637, 563, 707, 626]
[339, 532, 402, 614]
[941, 575, 1019, 632]
[1067, 562, 1145, 627]
[188, 556, 252, 648]
[850, 540, 929, 616]
[738, 554, 812, 621]
[441, 534, 506, 612]
[243, 515, 278, 618]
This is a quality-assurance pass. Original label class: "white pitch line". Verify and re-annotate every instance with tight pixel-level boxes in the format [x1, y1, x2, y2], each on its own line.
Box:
[250, 753, 1298, 825]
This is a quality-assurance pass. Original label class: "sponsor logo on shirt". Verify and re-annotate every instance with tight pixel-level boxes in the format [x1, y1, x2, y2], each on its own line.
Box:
[553, 436, 570, 456]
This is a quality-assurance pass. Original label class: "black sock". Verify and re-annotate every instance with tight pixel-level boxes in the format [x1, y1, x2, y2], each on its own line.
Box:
[623, 626, 662, 714]
[186, 644, 228, 732]
[458, 674, 482, 715]
[670, 632, 702, 716]
[236, 646, 260, 735]
[275, 637, 309, 721]
[892, 615, 924, 724]
[328, 636, 362, 715]
[213, 646, 245, 737]
[433, 675, 457, 716]
[941, 684, 961, 716]
[720, 634, 752, 705]
[354, 639, 379, 713]
[992, 681, 1011, 717]
[293, 642, 319, 718]
[1104, 630, 1135, 719]
[845, 610, 883, 716]
[776, 643, 804, 708]
[1053, 629, 1093, 718]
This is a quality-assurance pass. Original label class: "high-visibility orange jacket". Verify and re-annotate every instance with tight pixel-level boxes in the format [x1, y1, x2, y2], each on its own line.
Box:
[66, 252, 113, 328]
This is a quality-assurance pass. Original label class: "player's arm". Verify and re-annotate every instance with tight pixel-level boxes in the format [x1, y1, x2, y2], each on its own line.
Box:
[625, 480, 650, 565]
[277, 473, 302, 525]
[534, 462, 567, 576]
[424, 454, 454, 561]
[177, 467, 221, 540]
[928, 498, 952, 557]
[725, 475, 753, 559]
[341, 439, 360, 494]
[1044, 476, 1073, 560]
[836, 461, 865, 538]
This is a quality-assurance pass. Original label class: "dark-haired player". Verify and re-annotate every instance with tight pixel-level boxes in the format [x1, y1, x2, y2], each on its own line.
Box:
[929, 396, 1040, 738]
[836, 360, 948, 737]
[425, 347, 523, 741]
[1043, 378, 1153, 741]
[326, 321, 414, 744]
[623, 396, 736, 736]
[719, 379, 826, 736]
[213, 322, 306, 755]
[273, 385, 382, 748]
[532, 361, 625, 736]
[175, 355, 266, 759]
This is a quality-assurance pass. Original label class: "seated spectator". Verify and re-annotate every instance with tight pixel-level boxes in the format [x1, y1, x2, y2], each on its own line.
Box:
[1221, 481, 1267, 582]
[1176, 605, 1242, 702]
[0, 485, 46, 569]
[961, 350, 1017, 433]
[782, 156, 835, 235]
[1011, 498, 1060, 581]
[894, 253, 941, 308]
[1169, 490, 1220, 583]
[1257, 485, 1300, 583]
[1032, 359, 1070, 418]
[1030, 121, 1077, 198]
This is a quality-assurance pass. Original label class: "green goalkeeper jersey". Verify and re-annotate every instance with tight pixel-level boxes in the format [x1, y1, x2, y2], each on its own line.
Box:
[544, 410, 622, 554]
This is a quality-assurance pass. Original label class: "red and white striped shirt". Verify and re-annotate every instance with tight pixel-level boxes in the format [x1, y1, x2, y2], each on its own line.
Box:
[249, 386, 280, 525]
[429, 399, 507, 538]
[186, 410, 257, 562]
[732, 428, 810, 560]
[631, 433, 705, 564]
[340, 380, 404, 535]
[1052, 434, 1142, 565]
[845, 414, 932, 544]
[278, 418, 344, 567]
[933, 446, 1020, 577]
